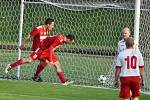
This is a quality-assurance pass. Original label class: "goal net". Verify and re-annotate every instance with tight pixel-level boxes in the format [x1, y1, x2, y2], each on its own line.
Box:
[0, 0, 150, 93]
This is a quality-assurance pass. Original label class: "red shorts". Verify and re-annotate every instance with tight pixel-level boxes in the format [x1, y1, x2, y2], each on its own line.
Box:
[38, 49, 58, 63]
[119, 76, 140, 98]
[30, 48, 42, 60]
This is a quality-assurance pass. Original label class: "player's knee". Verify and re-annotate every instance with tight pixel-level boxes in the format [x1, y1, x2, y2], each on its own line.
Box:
[40, 61, 47, 66]
[56, 67, 62, 72]
[55, 61, 61, 67]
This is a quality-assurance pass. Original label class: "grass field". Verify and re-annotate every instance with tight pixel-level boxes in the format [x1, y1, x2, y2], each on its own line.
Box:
[0, 80, 150, 100]
[1, 0, 150, 98]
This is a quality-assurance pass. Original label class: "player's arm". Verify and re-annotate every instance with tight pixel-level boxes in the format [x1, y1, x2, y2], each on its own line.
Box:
[19, 33, 31, 49]
[48, 46, 55, 63]
[116, 42, 120, 56]
[114, 56, 121, 87]
[139, 53, 145, 88]
[19, 27, 38, 49]
[48, 38, 61, 63]
[114, 66, 121, 87]
[139, 67, 144, 88]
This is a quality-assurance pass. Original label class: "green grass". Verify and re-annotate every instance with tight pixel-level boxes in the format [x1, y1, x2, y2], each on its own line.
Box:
[1, 0, 150, 98]
[0, 80, 150, 100]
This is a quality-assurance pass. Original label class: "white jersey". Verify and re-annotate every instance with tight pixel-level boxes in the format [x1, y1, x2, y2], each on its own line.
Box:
[117, 39, 139, 54]
[116, 49, 144, 77]
[117, 39, 126, 53]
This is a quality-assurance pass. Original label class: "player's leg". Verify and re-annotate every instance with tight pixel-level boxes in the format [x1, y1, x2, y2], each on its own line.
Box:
[5, 57, 34, 74]
[43, 52, 66, 84]
[5, 51, 38, 74]
[130, 91, 132, 100]
[53, 61, 73, 86]
[54, 61, 65, 83]
[32, 60, 47, 82]
[130, 77, 140, 100]
[32, 49, 49, 82]
[119, 77, 130, 100]
[49, 53, 66, 84]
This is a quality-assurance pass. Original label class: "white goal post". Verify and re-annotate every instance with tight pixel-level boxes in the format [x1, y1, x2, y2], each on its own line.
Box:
[0, 0, 150, 94]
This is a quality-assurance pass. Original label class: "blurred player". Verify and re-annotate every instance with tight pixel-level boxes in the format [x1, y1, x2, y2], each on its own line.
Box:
[114, 37, 144, 100]
[19, 18, 55, 81]
[5, 34, 75, 85]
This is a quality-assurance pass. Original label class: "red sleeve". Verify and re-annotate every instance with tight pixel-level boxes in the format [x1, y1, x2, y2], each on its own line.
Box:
[30, 27, 39, 37]
[48, 36, 64, 61]
[48, 46, 55, 62]
[139, 65, 144, 68]
[48, 40, 60, 61]
[49, 36, 64, 49]
[115, 66, 121, 68]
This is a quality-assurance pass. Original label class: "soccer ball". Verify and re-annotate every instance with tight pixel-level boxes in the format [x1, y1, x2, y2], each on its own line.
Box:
[97, 75, 107, 84]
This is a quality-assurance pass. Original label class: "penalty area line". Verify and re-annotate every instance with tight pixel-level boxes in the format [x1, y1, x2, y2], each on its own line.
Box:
[0, 92, 65, 100]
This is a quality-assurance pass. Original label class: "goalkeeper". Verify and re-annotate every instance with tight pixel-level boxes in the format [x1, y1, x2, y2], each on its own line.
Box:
[117, 27, 139, 54]
[5, 34, 75, 85]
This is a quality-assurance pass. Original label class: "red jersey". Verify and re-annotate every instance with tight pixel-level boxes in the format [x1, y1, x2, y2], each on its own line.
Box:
[30, 35, 64, 62]
[40, 35, 65, 50]
[30, 25, 51, 51]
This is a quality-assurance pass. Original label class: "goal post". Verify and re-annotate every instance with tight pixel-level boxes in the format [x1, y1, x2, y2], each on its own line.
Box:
[0, 0, 150, 94]
[17, 0, 25, 79]
[134, 0, 140, 46]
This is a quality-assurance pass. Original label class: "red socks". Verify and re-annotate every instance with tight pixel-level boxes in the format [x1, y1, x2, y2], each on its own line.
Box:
[10, 58, 24, 68]
[57, 72, 65, 83]
[35, 64, 45, 77]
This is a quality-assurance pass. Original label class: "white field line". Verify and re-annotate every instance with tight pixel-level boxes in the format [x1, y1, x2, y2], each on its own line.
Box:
[0, 92, 65, 100]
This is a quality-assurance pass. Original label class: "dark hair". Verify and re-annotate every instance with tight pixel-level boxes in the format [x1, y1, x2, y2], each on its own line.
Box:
[66, 34, 75, 41]
[44, 18, 54, 25]
[125, 37, 134, 48]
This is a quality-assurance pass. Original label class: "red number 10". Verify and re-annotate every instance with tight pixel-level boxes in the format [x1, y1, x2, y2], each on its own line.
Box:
[125, 56, 137, 69]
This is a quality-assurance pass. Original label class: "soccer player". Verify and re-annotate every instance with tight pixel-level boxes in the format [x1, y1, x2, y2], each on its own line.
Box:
[117, 27, 139, 100]
[5, 34, 75, 85]
[117, 27, 139, 54]
[114, 37, 144, 100]
[117, 27, 131, 54]
[19, 18, 54, 50]
[19, 18, 55, 81]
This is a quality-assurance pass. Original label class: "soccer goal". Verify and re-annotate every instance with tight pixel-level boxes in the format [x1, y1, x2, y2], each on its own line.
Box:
[0, 0, 150, 94]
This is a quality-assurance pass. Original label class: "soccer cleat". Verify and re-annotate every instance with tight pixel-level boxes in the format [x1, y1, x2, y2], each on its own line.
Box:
[5, 64, 12, 74]
[37, 76, 43, 82]
[130, 96, 132, 100]
[62, 81, 74, 86]
[32, 74, 43, 82]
